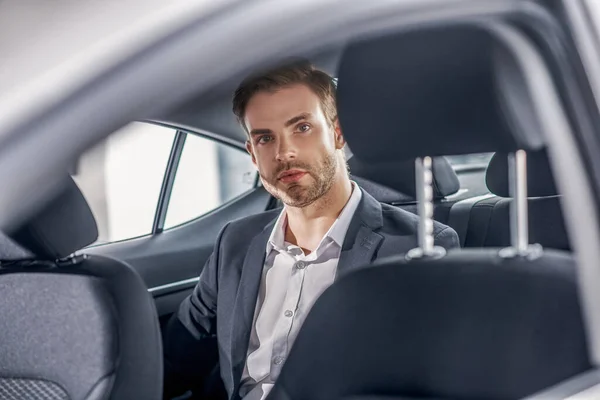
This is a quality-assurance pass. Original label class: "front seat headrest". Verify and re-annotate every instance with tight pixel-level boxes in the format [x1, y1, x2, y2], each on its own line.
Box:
[486, 150, 558, 197]
[337, 25, 545, 162]
[7, 176, 98, 260]
[349, 156, 459, 199]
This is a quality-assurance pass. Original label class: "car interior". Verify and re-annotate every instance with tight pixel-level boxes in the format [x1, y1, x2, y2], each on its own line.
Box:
[265, 23, 588, 400]
[1, 0, 599, 399]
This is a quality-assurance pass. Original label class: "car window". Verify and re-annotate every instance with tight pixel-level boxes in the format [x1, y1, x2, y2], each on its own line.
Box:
[72, 122, 175, 244]
[164, 134, 256, 229]
[72, 122, 258, 244]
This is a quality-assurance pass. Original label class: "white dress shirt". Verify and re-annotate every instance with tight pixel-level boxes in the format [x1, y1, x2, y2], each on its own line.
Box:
[239, 182, 362, 400]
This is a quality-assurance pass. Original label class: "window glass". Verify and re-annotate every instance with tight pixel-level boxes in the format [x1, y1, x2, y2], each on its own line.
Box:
[72, 122, 175, 244]
[164, 134, 256, 229]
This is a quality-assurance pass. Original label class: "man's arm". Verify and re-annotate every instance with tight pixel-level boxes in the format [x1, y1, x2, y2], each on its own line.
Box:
[434, 226, 460, 250]
[163, 223, 230, 399]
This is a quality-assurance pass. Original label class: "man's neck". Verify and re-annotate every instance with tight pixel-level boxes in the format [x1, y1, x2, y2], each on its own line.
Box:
[284, 176, 353, 254]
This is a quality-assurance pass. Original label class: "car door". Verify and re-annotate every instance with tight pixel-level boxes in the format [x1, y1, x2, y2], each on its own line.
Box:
[75, 121, 273, 328]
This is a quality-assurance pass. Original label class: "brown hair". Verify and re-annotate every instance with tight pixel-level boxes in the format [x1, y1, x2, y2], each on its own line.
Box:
[232, 60, 337, 133]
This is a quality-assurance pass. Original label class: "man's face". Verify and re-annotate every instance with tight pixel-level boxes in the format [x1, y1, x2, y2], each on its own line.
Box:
[244, 84, 344, 208]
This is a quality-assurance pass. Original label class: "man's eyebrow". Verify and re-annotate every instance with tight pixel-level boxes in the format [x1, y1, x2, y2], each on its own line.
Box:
[249, 128, 273, 136]
[248, 113, 313, 135]
[284, 113, 312, 127]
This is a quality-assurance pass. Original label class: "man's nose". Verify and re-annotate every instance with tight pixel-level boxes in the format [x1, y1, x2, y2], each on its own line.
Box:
[275, 137, 297, 162]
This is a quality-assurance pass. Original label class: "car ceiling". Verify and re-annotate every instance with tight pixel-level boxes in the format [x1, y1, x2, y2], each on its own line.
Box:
[150, 46, 344, 146]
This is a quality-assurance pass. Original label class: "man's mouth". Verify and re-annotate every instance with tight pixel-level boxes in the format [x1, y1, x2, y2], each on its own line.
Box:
[278, 169, 307, 183]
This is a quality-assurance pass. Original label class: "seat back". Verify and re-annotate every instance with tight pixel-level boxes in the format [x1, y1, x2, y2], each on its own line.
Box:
[349, 156, 459, 225]
[268, 251, 590, 400]
[0, 176, 162, 400]
[349, 156, 460, 205]
[453, 151, 570, 250]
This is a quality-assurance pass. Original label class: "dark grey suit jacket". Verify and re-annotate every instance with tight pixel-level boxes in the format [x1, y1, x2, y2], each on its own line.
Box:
[163, 189, 459, 400]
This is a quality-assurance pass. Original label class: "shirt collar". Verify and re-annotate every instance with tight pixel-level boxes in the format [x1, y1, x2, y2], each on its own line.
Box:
[326, 181, 362, 246]
[266, 181, 363, 254]
[266, 208, 287, 255]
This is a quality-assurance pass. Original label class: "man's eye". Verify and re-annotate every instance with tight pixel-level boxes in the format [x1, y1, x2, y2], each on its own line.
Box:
[257, 135, 273, 144]
[298, 123, 311, 133]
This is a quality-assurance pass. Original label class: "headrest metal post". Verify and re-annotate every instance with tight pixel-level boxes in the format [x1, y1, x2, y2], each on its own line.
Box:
[509, 150, 529, 254]
[416, 157, 435, 253]
[499, 150, 542, 259]
[407, 157, 446, 260]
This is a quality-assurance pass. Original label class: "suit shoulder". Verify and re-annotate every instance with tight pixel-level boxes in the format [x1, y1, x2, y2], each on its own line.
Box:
[224, 208, 281, 235]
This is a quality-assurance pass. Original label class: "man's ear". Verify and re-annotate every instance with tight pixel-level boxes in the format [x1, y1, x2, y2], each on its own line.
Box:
[333, 118, 346, 150]
[246, 140, 257, 166]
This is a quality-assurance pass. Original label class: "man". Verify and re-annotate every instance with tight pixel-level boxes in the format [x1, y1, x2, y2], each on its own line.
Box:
[163, 61, 459, 400]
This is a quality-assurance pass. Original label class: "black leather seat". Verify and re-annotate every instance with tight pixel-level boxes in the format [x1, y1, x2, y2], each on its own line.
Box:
[0, 176, 163, 400]
[448, 150, 570, 250]
[267, 23, 591, 400]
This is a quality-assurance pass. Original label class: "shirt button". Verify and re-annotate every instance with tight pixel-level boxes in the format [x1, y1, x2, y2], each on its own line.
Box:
[284, 310, 294, 318]
[295, 261, 306, 270]
[273, 356, 284, 365]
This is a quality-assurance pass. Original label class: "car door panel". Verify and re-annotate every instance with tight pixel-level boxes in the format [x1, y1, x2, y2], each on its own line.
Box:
[85, 186, 272, 322]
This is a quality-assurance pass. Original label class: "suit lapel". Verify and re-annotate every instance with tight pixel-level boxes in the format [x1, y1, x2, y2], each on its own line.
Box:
[228, 190, 384, 395]
[336, 190, 385, 279]
[229, 218, 276, 396]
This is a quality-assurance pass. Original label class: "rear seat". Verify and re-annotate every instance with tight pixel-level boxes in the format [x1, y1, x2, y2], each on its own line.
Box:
[348, 155, 460, 216]
[446, 150, 570, 250]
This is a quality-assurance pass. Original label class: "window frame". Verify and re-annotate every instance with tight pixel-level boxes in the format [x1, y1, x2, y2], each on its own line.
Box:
[153, 130, 187, 233]
[148, 122, 259, 234]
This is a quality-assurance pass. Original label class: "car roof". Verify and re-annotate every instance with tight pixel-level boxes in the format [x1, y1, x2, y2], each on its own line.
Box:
[0, 0, 234, 138]
[148, 47, 343, 146]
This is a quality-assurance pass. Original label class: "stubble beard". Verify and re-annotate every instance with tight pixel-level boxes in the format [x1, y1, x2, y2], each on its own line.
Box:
[261, 151, 339, 208]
